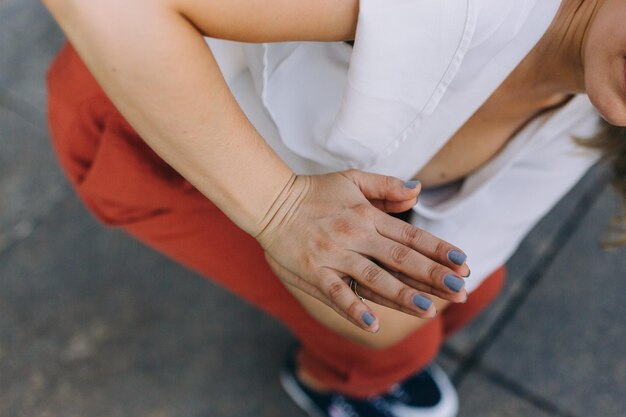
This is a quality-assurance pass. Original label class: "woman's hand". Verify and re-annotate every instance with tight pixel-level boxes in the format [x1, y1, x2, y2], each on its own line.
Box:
[256, 170, 470, 333]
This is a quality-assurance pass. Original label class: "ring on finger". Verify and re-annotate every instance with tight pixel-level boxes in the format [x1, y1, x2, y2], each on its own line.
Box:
[349, 278, 366, 302]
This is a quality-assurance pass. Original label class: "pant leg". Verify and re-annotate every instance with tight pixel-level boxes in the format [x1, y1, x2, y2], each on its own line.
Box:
[442, 267, 506, 338]
[47, 42, 505, 399]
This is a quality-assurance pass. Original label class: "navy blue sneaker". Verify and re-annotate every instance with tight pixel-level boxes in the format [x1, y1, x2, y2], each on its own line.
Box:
[280, 352, 396, 417]
[280, 348, 458, 417]
[383, 364, 458, 417]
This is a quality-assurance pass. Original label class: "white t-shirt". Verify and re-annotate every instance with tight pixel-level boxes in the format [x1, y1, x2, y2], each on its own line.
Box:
[204, 0, 601, 292]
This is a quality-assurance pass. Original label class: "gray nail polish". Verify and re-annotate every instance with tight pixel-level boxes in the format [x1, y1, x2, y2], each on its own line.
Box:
[403, 180, 420, 189]
[412, 294, 433, 311]
[444, 274, 465, 292]
[448, 250, 467, 266]
[362, 312, 376, 326]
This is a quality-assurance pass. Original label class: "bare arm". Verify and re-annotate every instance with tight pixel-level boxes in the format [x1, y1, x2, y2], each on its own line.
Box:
[173, 0, 359, 42]
[42, 0, 471, 332]
[42, 0, 357, 234]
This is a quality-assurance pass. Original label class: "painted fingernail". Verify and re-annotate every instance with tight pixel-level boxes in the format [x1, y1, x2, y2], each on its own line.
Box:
[362, 312, 376, 326]
[444, 274, 465, 292]
[403, 180, 420, 189]
[412, 294, 433, 311]
[448, 250, 467, 266]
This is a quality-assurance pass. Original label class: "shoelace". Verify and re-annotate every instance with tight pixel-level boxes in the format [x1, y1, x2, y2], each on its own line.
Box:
[370, 396, 395, 417]
[328, 395, 396, 417]
[329, 395, 360, 417]
[387, 383, 411, 403]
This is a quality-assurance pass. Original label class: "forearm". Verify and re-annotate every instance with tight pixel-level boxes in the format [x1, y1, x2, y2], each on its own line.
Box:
[42, 0, 357, 234]
[173, 0, 359, 42]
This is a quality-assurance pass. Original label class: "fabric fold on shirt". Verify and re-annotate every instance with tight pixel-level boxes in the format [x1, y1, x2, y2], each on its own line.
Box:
[243, 0, 557, 178]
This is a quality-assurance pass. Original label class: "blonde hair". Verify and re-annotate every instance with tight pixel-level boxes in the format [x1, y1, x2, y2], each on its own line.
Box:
[579, 120, 626, 247]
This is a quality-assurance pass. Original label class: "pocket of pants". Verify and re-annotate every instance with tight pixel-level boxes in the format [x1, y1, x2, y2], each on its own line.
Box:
[74, 108, 183, 227]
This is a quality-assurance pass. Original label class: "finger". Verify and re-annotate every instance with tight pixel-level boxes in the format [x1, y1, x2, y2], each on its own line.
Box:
[353, 284, 438, 319]
[266, 253, 380, 332]
[358, 235, 468, 303]
[265, 253, 332, 303]
[340, 253, 441, 313]
[374, 213, 471, 276]
[369, 198, 418, 213]
[285, 272, 333, 305]
[317, 268, 380, 333]
[390, 269, 468, 303]
[340, 169, 421, 203]
[268, 256, 380, 332]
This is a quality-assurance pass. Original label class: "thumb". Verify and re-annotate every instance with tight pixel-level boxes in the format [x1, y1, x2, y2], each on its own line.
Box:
[341, 169, 421, 203]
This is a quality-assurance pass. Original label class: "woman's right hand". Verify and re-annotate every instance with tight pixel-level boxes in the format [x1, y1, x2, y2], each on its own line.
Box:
[256, 170, 470, 333]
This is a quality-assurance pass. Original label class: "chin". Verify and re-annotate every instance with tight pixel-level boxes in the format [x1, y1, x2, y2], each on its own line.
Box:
[598, 108, 626, 127]
[589, 91, 626, 127]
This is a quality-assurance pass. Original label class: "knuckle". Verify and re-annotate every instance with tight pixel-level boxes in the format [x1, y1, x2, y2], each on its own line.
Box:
[401, 224, 421, 246]
[361, 263, 384, 286]
[434, 240, 449, 259]
[313, 237, 335, 253]
[352, 203, 373, 219]
[326, 280, 347, 300]
[425, 263, 442, 284]
[332, 218, 360, 237]
[346, 300, 362, 319]
[333, 220, 353, 236]
[301, 252, 316, 272]
[396, 285, 413, 303]
[390, 245, 411, 265]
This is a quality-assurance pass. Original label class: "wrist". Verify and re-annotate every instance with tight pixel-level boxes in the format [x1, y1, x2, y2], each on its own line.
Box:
[252, 174, 312, 247]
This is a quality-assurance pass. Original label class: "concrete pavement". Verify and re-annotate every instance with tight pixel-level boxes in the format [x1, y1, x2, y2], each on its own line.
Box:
[1, 2, 625, 416]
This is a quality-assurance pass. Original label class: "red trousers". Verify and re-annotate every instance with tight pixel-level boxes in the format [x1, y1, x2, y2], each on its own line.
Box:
[46, 43, 505, 398]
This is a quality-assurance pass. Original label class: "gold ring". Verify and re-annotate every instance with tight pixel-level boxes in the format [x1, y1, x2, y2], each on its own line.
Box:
[349, 279, 366, 302]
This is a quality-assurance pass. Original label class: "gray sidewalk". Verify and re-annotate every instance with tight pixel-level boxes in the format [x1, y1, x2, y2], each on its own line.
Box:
[1, 2, 625, 416]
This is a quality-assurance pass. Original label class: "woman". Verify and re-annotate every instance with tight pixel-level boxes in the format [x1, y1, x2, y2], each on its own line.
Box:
[42, 0, 625, 416]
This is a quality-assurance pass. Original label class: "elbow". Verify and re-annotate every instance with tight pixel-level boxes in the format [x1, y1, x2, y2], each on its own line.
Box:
[40, 0, 79, 18]
[41, 0, 70, 10]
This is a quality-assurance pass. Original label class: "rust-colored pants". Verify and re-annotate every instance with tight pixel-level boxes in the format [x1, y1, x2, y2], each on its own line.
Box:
[47, 43, 506, 398]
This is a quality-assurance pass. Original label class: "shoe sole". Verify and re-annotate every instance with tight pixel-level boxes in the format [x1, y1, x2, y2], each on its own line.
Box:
[280, 361, 458, 417]
[279, 368, 328, 417]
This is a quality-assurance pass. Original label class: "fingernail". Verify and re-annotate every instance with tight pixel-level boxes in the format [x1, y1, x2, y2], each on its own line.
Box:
[448, 250, 467, 266]
[403, 180, 420, 189]
[444, 274, 465, 292]
[362, 311, 376, 326]
[412, 294, 433, 311]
